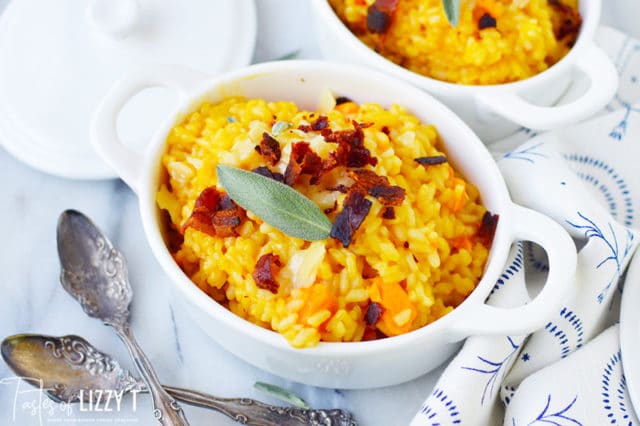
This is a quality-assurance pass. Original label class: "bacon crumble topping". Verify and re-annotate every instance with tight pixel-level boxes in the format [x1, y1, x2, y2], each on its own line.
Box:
[322, 121, 378, 170]
[255, 132, 282, 165]
[382, 206, 396, 219]
[183, 187, 245, 237]
[289, 119, 406, 244]
[349, 169, 406, 206]
[478, 13, 497, 30]
[477, 211, 499, 246]
[330, 190, 372, 247]
[365, 301, 385, 325]
[298, 116, 329, 132]
[284, 142, 323, 186]
[366, 0, 399, 34]
[415, 155, 448, 166]
[253, 253, 282, 294]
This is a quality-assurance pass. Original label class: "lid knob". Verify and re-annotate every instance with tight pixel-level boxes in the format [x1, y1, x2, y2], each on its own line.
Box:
[86, 0, 140, 39]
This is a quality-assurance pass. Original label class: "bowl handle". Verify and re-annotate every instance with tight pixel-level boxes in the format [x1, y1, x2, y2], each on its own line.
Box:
[476, 43, 618, 130]
[449, 204, 577, 339]
[91, 65, 207, 193]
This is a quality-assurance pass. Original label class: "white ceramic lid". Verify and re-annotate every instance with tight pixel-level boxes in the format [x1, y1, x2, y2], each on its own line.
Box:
[0, 0, 256, 179]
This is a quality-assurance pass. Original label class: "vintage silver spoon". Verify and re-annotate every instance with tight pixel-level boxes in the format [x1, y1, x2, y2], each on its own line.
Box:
[56, 209, 189, 425]
[1, 334, 357, 426]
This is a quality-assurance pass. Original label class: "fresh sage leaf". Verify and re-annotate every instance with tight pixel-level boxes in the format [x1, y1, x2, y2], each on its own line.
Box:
[217, 165, 332, 241]
[442, 0, 461, 27]
[271, 121, 292, 136]
[254, 382, 310, 409]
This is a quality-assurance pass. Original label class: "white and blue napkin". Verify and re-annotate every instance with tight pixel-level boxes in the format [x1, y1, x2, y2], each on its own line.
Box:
[412, 26, 640, 426]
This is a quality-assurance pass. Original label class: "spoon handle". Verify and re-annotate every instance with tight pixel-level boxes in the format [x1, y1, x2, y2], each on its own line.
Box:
[115, 324, 190, 425]
[161, 386, 357, 426]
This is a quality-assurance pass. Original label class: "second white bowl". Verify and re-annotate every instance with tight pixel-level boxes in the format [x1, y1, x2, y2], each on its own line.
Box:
[310, 0, 618, 142]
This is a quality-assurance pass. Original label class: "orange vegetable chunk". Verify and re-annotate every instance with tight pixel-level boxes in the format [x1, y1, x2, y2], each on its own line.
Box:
[297, 284, 338, 328]
[367, 279, 417, 336]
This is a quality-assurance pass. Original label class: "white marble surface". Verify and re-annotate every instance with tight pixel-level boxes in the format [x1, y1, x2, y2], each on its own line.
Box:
[0, 1, 633, 425]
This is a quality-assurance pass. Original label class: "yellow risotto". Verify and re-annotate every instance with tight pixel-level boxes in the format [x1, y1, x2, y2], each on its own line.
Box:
[157, 96, 494, 348]
[330, 0, 581, 84]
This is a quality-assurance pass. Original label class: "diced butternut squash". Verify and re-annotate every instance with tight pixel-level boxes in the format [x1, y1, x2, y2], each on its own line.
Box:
[367, 279, 417, 336]
[297, 284, 338, 329]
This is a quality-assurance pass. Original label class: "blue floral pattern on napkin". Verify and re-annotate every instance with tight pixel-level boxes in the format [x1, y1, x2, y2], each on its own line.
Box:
[412, 27, 640, 426]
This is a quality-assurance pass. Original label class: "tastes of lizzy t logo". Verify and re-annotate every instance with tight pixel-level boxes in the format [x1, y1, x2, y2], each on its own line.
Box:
[0, 376, 140, 424]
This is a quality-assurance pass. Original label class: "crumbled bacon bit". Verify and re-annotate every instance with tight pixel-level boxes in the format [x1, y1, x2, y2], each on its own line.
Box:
[549, 0, 582, 40]
[182, 210, 217, 237]
[323, 142, 349, 173]
[367, 6, 392, 34]
[348, 169, 406, 206]
[219, 194, 236, 211]
[284, 142, 323, 185]
[330, 190, 372, 247]
[299, 116, 329, 132]
[369, 185, 406, 206]
[182, 189, 220, 236]
[477, 211, 499, 246]
[362, 261, 379, 279]
[347, 146, 377, 168]
[348, 169, 385, 186]
[322, 122, 378, 170]
[366, 0, 399, 34]
[478, 13, 497, 29]
[365, 301, 385, 325]
[194, 186, 220, 210]
[403, 241, 409, 249]
[415, 156, 448, 166]
[256, 132, 281, 165]
[382, 207, 395, 219]
[381, 126, 390, 135]
[183, 187, 245, 237]
[314, 116, 329, 130]
[212, 209, 242, 237]
[215, 196, 245, 236]
[335, 96, 353, 105]
[253, 254, 282, 294]
[252, 166, 284, 182]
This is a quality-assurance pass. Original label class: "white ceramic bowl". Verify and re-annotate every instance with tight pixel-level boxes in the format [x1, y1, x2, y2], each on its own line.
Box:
[91, 60, 577, 389]
[310, 0, 618, 142]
